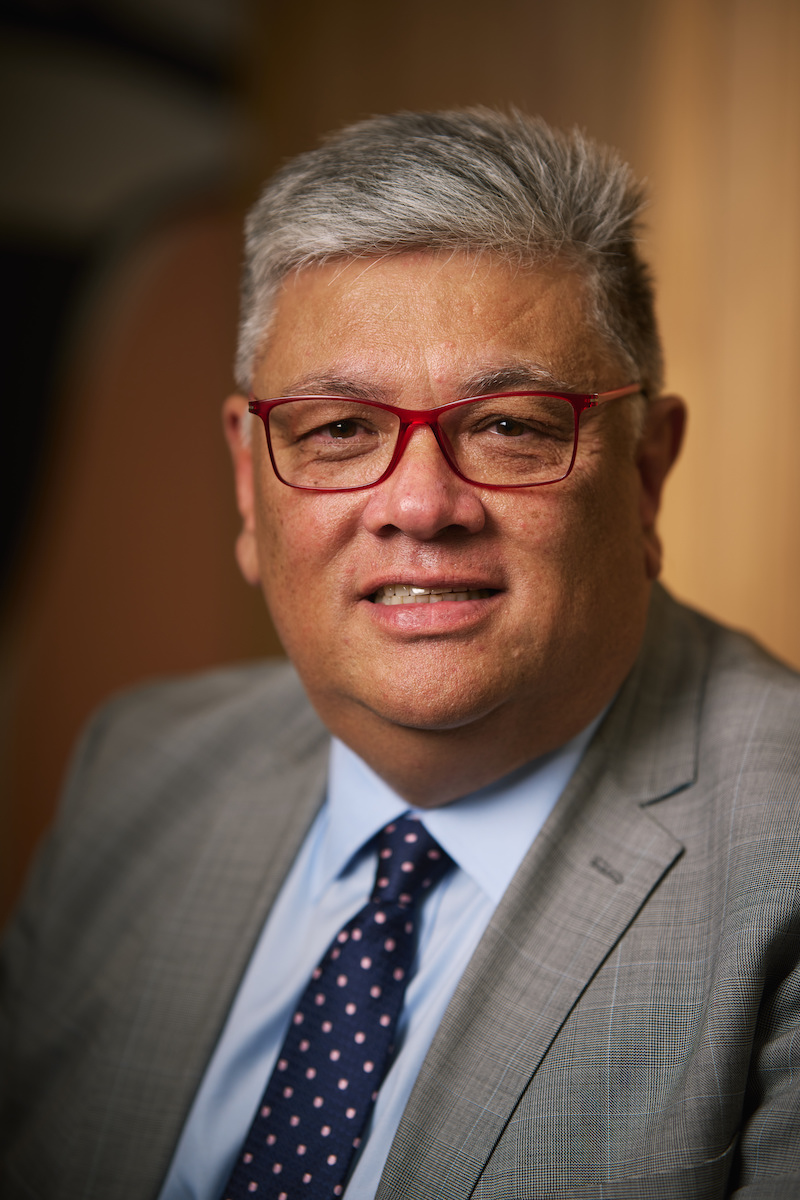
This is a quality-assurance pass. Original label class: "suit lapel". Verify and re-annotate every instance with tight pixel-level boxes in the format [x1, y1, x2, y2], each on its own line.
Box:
[88, 685, 332, 1200]
[378, 587, 709, 1199]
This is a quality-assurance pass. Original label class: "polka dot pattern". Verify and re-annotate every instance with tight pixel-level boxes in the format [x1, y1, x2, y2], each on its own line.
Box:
[222, 815, 452, 1199]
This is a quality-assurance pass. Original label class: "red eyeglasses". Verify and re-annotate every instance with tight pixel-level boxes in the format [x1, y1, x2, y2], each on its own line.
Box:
[248, 385, 641, 492]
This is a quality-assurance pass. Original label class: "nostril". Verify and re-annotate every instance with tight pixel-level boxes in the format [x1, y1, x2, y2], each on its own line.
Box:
[360, 428, 488, 539]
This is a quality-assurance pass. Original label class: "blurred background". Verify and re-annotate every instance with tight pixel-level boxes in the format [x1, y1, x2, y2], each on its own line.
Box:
[2, 0, 799, 923]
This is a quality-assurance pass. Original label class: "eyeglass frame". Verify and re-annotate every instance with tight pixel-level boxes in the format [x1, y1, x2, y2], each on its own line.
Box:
[247, 384, 643, 493]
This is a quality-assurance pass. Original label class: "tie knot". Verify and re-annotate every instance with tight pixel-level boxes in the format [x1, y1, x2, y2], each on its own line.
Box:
[370, 814, 453, 906]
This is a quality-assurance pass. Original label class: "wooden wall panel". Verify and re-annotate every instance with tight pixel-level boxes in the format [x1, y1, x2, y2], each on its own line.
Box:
[646, 0, 800, 665]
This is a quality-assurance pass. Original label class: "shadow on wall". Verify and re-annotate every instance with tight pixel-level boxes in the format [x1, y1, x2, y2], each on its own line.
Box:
[1, 0, 251, 593]
[0, 0, 281, 924]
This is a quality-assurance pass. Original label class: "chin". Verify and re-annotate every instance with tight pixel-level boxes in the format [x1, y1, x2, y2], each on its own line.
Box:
[351, 668, 512, 734]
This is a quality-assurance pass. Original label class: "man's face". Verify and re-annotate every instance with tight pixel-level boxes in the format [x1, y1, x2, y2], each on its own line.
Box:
[226, 251, 682, 790]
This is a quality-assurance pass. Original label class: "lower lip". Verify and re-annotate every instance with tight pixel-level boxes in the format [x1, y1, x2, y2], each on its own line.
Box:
[362, 592, 501, 633]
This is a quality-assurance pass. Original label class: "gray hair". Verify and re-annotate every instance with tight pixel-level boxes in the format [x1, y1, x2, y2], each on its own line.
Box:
[236, 108, 663, 398]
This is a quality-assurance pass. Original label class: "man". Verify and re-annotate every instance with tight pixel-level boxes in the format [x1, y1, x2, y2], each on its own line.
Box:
[2, 109, 799, 1200]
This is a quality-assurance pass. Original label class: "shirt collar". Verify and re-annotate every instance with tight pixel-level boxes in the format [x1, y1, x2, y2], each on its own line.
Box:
[320, 711, 605, 906]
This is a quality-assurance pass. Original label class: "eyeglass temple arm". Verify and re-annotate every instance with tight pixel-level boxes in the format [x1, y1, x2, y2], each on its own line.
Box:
[589, 383, 643, 409]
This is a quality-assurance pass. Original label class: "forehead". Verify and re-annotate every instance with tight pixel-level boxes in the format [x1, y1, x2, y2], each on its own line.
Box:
[254, 251, 622, 398]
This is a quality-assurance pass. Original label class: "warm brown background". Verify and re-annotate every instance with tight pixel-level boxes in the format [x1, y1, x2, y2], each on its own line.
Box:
[2, 0, 799, 924]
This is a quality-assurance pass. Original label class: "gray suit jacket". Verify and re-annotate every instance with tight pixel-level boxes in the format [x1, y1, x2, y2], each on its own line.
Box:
[2, 586, 800, 1199]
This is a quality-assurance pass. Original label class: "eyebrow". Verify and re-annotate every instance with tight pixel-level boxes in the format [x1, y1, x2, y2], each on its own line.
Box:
[459, 363, 575, 395]
[282, 376, 393, 403]
[279, 362, 575, 403]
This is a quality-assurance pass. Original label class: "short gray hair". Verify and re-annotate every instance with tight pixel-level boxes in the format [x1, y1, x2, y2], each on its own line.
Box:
[236, 108, 663, 398]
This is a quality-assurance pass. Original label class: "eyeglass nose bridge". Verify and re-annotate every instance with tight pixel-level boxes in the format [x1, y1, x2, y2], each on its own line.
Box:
[377, 413, 465, 487]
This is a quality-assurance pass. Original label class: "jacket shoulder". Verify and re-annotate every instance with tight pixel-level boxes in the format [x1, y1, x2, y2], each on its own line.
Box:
[59, 658, 324, 820]
[83, 657, 314, 752]
[647, 587, 800, 742]
[635, 591, 800, 911]
[686, 600, 800, 777]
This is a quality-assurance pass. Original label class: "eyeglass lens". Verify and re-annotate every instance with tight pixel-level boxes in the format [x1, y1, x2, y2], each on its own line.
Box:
[267, 395, 578, 489]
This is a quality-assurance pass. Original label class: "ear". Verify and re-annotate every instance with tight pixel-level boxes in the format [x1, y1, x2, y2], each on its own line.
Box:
[222, 393, 261, 586]
[636, 395, 687, 580]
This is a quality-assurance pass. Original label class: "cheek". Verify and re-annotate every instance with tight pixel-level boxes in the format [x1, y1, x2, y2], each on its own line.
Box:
[490, 489, 586, 583]
[254, 481, 361, 616]
[495, 463, 644, 601]
[562, 468, 649, 615]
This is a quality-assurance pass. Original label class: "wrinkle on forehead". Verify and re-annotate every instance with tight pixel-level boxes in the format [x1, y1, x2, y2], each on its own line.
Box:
[255, 249, 570, 362]
[253, 250, 629, 404]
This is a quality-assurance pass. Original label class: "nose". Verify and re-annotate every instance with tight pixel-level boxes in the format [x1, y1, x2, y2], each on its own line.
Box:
[361, 424, 486, 540]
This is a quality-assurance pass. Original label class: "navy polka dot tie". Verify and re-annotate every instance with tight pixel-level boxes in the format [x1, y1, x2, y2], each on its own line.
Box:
[222, 814, 453, 1199]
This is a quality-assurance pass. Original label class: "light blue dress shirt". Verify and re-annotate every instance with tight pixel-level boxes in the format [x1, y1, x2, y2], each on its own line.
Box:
[159, 719, 601, 1200]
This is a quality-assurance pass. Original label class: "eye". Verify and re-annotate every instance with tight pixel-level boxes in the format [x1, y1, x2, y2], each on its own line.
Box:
[491, 417, 528, 437]
[467, 412, 550, 440]
[297, 416, 379, 445]
[324, 419, 362, 440]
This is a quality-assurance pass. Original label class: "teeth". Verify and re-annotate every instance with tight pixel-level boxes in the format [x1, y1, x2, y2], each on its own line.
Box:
[373, 584, 493, 605]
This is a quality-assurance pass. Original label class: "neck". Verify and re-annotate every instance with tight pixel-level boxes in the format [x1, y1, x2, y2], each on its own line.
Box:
[311, 687, 617, 808]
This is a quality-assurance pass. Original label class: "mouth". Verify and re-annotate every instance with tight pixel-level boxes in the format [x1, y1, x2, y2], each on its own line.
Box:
[370, 584, 498, 605]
